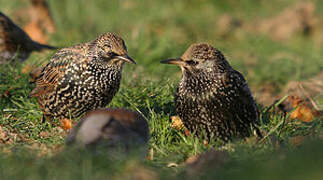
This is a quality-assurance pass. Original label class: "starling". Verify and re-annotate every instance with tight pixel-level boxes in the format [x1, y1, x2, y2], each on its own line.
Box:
[161, 43, 261, 141]
[30, 32, 136, 122]
[66, 108, 149, 153]
[0, 12, 56, 64]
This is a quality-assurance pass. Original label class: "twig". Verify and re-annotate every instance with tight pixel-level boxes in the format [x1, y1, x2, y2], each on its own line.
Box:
[298, 83, 320, 111]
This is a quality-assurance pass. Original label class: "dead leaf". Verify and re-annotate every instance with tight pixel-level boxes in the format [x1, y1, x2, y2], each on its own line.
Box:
[279, 95, 321, 122]
[283, 72, 323, 107]
[60, 118, 72, 130]
[171, 116, 184, 130]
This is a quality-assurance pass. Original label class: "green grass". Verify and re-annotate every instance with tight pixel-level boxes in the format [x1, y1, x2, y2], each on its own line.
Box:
[0, 0, 323, 179]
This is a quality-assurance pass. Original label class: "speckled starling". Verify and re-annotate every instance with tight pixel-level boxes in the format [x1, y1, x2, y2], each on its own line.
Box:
[30, 32, 136, 121]
[0, 12, 56, 64]
[161, 43, 261, 141]
[66, 108, 149, 153]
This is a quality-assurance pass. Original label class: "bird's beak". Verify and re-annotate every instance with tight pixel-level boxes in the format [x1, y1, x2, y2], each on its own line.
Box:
[116, 55, 136, 64]
[160, 58, 186, 66]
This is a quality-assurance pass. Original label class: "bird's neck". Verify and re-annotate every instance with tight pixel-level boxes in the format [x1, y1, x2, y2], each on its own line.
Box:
[92, 60, 123, 72]
[87, 50, 123, 72]
[179, 71, 219, 97]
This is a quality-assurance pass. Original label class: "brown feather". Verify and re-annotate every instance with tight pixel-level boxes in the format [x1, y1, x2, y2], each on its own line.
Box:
[29, 66, 43, 82]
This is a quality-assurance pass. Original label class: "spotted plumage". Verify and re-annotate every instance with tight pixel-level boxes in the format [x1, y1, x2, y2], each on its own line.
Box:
[30, 32, 135, 121]
[66, 108, 149, 152]
[161, 43, 261, 141]
[0, 12, 56, 64]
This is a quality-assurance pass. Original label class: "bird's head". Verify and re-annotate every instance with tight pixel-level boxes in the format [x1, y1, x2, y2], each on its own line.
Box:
[94, 32, 136, 66]
[161, 43, 231, 76]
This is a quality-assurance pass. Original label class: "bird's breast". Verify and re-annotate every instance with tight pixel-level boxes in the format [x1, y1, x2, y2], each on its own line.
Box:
[179, 76, 224, 99]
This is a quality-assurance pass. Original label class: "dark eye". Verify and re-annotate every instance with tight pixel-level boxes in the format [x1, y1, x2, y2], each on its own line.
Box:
[104, 44, 111, 48]
[107, 52, 118, 57]
[186, 60, 198, 66]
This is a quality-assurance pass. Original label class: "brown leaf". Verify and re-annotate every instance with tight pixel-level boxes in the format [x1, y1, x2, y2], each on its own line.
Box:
[288, 95, 319, 122]
[171, 116, 184, 130]
[278, 95, 320, 123]
[60, 118, 72, 130]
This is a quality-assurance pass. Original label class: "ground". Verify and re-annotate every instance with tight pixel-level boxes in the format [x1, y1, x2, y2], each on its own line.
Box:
[0, 0, 322, 179]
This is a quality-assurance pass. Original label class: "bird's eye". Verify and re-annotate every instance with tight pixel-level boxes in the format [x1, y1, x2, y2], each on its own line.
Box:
[107, 52, 118, 57]
[186, 60, 198, 66]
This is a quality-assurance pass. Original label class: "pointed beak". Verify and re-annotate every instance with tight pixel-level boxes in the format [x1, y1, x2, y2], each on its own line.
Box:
[116, 55, 136, 64]
[160, 58, 186, 66]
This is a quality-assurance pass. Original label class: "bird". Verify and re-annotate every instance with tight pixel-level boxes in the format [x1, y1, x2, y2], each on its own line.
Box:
[65, 108, 149, 154]
[30, 32, 136, 124]
[161, 43, 261, 141]
[0, 12, 56, 64]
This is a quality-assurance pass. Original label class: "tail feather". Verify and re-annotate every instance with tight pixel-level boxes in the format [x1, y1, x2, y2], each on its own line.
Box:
[31, 41, 58, 51]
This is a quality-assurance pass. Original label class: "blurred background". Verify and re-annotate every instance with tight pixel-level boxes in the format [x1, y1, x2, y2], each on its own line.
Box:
[0, 0, 322, 179]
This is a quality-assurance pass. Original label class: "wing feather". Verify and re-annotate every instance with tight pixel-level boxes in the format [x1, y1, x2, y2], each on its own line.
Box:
[30, 50, 78, 97]
[221, 70, 260, 133]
